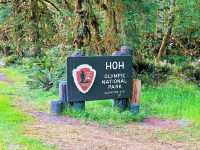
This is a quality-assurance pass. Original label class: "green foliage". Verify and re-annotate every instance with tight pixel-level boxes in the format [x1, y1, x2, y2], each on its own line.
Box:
[181, 60, 200, 85]
[175, 0, 200, 37]
[0, 5, 11, 23]
[0, 81, 54, 150]
[23, 46, 67, 90]
[2, 64, 200, 129]
[173, 0, 200, 52]
[142, 78, 200, 125]
[64, 100, 144, 125]
[122, 0, 157, 49]
[136, 60, 173, 85]
[3, 65, 200, 127]
[164, 55, 189, 65]
[2, 55, 18, 65]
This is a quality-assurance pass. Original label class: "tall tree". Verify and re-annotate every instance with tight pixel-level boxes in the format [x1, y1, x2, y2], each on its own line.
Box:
[12, 0, 23, 55]
[30, 0, 41, 56]
[156, 0, 176, 63]
[156, 0, 165, 40]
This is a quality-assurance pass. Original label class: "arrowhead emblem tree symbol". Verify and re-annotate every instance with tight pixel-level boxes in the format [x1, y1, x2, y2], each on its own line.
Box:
[72, 64, 96, 94]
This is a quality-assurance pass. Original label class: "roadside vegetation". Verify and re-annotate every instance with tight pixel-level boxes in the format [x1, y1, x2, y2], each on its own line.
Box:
[142, 78, 200, 125]
[1, 66, 200, 127]
[0, 69, 55, 150]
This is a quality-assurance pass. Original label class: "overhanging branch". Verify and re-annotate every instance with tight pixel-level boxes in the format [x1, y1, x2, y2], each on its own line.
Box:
[41, 0, 61, 12]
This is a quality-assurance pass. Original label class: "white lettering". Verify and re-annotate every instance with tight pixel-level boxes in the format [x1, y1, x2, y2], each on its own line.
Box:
[118, 61, 125, 69]
[112, 61, 118, 70]
[106, 62, 112, 70]
[106, 61, 125, 70]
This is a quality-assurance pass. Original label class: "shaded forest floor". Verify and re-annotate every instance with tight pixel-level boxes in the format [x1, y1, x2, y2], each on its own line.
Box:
[0, 65, 200, 150]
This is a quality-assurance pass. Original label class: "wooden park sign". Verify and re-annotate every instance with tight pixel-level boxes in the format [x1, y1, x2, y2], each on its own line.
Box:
[67, 56, 133, 101]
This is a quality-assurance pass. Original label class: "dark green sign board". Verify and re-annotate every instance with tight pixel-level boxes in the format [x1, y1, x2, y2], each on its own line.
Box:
[67, 56, 132, 101]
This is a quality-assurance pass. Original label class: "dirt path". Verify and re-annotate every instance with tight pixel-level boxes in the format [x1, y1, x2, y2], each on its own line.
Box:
[19, 101, 199, 150]
[1, 68, 200, 150]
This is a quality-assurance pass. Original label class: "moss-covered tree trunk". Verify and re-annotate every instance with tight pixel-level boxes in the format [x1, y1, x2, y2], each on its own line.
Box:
[156, 0, 165, 40]
[12, 0, 23, 55]
[156, 0, 176, 63]
[72, 0, 124, 55]
[30, 0, 41, 56]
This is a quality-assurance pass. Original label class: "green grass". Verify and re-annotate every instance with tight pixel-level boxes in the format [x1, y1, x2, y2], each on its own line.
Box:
[0, 68, 55, 150]
[1, 66, 58, 110]
[65, 100, 144, 125]
[142, 77, 200, 125]
[1, 65, 200, 148]
[2, 66, 200, 127]
[2, 67, 144, 125]
[0, 93, 55, 150]
[65, 77, 200, 125]
[0, 67, 25, 81]
[64, 76, 200, 125]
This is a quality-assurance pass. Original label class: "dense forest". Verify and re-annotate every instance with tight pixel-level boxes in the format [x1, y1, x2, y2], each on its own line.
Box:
[1, 1, 200, 149]
[0, 0, 200, 89]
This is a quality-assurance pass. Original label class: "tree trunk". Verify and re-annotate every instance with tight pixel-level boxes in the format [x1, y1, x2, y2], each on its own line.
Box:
[73, 0, 88, 49]
[30, 0, 41, 56]
[156, 0, 165, 40]
[104, 1, 121, 53]
[91, 14, 102, 55]
[156, 0, 176, 63]
[13, 0, 23, 55]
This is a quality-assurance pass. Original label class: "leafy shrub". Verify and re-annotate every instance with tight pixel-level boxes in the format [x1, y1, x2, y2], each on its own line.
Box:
[2, 55, 18, 66]
[164, 55, 189, 65]
[181, 60, 200, 85]
[153, 64, 173, 82]
[25, 45, 67, 90]
[135, 60, 173, 85]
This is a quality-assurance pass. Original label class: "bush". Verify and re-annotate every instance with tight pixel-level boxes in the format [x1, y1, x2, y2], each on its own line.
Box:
[181, 60, 200, 86]
[2, 55, 18, 66]
[24, 45, 67, 90]
[135, 60, 173, 85]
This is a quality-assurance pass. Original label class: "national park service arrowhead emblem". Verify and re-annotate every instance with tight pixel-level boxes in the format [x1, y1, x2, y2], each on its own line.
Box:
[72, 64, 96, 94]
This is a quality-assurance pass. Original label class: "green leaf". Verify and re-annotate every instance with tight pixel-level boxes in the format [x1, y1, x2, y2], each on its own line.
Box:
[0, 6, 11, 23]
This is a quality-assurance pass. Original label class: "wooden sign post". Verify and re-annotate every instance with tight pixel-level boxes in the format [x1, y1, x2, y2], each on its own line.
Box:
[130, 79, 141, 113]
